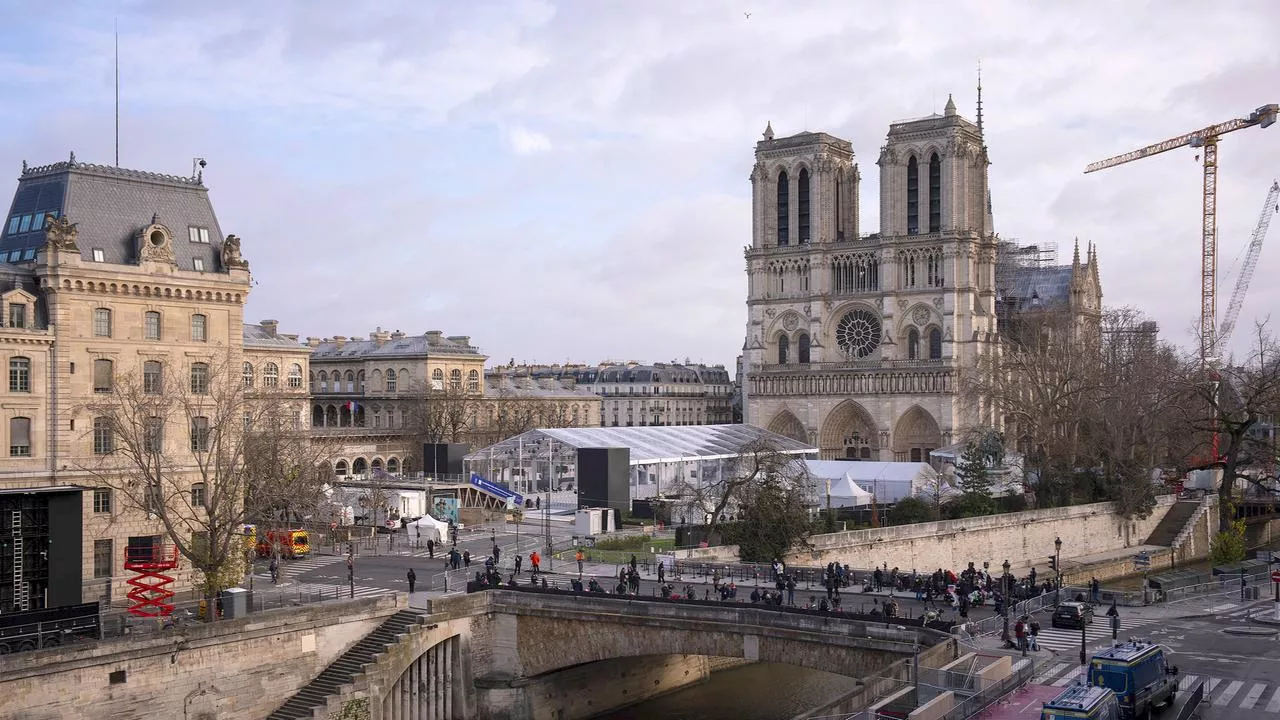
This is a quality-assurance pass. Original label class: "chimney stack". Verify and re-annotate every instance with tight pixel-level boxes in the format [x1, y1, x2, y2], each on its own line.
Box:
[333, 335, 347, 349]
[260, 319, 279, 337]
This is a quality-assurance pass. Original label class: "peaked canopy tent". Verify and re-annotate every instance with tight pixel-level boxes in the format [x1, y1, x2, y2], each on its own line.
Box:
[805, 460, 948, 505]
[465, 424, 818, 515]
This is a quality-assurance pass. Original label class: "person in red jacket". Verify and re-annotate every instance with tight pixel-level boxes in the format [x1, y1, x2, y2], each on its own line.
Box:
[530, 551, 541, 575]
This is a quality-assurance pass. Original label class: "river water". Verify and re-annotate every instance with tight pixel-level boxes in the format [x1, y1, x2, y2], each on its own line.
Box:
[595, 662, 859, 720]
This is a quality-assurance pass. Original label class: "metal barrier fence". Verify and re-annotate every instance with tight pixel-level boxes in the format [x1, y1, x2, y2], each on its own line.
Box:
[940, 657, 1036, 720]
[100, 586, 366, 638]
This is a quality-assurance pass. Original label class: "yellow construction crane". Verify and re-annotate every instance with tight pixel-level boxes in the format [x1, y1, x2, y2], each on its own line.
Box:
[1084, 103, 1278, 364]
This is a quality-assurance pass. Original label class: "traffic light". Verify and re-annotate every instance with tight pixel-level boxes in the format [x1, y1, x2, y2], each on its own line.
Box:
[1048, 556, 1057, 572]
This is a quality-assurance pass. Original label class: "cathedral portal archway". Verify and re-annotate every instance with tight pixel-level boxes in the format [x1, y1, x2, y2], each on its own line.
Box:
[819, 401, 879, 461]
[892, 406, 942, 463]
[766, 410, 808, 444]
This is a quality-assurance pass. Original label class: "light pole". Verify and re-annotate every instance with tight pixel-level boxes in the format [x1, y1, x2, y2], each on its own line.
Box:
[1054, 537, 1063, 606]
[1079, 614, 1087, 665]
[347, 542, 355, 599]
[1001, 559, 1011, 645]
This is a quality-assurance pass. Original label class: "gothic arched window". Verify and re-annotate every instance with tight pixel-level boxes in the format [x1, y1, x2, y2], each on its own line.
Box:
[929, 328, 943, 359]
[929, 153, 942, 232]
[798, 169, 810, 244]
[776, 170, 790, 246]
[906, 156, 919, 235]
[798, 333, 811, 364]
[907, 328, 920, 360]
[777, 335, 790, 365]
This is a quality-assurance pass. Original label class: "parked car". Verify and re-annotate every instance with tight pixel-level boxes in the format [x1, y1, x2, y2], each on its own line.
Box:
[1052, 601, 1093, 629]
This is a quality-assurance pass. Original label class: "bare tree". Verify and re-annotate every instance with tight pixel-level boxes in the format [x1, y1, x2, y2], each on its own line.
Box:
[80, 348, 252, 620]
[668, 438, 815, 540]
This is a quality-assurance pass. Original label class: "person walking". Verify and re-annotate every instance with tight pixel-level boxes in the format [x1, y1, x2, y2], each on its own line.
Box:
[576, 549, 585, 576]
[407, 568, 417, 594]
[1029, 617, 1040, 651]
[515, 553, 523, 575]
[1090, 577, 1101, 605]
[269, 558, 279, 584]
[427, 538, 435, 559]
[463, 549, 471, 568]
[492, 543, 501, 565]
[657, 560, 665, 584]
[530, 551, 541, 575]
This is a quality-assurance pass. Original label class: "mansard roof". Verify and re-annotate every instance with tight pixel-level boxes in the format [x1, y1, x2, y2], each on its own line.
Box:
[310, 332, 483, 361]
[1, 157, 227, 271]
[243, 322, 307, 351]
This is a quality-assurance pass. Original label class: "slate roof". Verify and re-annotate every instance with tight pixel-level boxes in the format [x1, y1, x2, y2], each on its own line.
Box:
[485, 376, 599, 400]
[500, 363, 732, 386]
[310, 334, 481, 361]
[0, 267, 47, 329]
[468, 424, 816, 466]
[243, 322, 307, 350]
[1002, 264, 1076, 310]
[1, 158, 226, 272]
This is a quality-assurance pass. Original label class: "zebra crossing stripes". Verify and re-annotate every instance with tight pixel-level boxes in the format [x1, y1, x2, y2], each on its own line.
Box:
[287, 582, 390, 600]
[1240, 682, 1269, 710]
[1030, 618, 1155, 652]
[1267, 685, 1280, 713]
[1214, 680, 1246, 706]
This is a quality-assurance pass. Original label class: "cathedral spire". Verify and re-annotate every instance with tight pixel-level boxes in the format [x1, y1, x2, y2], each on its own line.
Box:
[763, 121, 775, 141]
[1073, 237, 1081, 269]
[976, 61, 984, 138]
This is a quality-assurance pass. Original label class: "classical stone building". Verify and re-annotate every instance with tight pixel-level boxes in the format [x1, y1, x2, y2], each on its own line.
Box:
[308, 332, 600, 477]
[743, 97, 1102, 461]
[0, 156, 307, 609]
[489, 362, 735, 427]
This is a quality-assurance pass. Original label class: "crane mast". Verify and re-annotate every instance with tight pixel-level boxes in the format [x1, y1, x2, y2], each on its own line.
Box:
[1217, 180, 1280, 354]
[1084, 103, 1278, 364]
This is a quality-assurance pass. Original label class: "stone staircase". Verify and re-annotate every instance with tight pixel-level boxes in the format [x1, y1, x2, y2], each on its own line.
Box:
[267, 609, 425, 720]
[1146, 499, 1203, 547]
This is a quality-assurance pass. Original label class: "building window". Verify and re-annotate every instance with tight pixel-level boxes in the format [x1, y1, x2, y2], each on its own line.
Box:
[926, 249, 944, 288]
[144, 416, 163, 452]
[467, 369, 479, 393]
[9, 416, 30, 456]
[190, 483, 206, 507]
[344, 370, 354, 393]
[9, 357, 30, 393]
[8, 303, 26, 329]
[93, 417, 114, 454]
[449, 369, 462, 390]
[929, 328, 943, 360]
[243, 411, 253, 431]
[93, 308, 112, 337]
[190, 314, 207, 342]
[798, 333, 811, 364]
[264, 363, 279, 388]
[92, 248, 105, 262]
[907, 328, 920, 360]
[190, 416, 210, 452]
[143, 361, 163, 394]
[357, 370, 365, 391]
[928, 153, 942, 233]
[193, 258, 205, 272]
[93, 539, 113, 579]
[777, 335, 789, 365]
[144, 311, 161, 340]
[288, 364, 303, 389]
[798, 168, 810, 244]
[93, 358, 113, 393]
[190, 363, 209, 394]
[243, 362, 254, 388]
[188, 226, 210, 243]
[93, 488, 112, 513]
[776, 170, 790, 246]
[906, 156, 919, 235]
[431, 368, 443, 390]
[385, 368, 397, 392]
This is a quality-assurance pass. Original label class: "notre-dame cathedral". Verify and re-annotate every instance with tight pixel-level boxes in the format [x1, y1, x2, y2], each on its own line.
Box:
[742, 94, 1102, 461]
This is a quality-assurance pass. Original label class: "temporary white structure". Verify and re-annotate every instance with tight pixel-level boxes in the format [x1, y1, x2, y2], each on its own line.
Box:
[811, 470, 876, 508]
[805, 460, 950, 505]
[408, 514, 448, 543]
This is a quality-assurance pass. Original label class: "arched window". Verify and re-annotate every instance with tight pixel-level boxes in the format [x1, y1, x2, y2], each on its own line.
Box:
[345, 370, 355, 392]
[836, 168, 845, 241]
[357, 370, 366, 391]
[467, 369, 479, 392]
[798, 333, 811, 364]
[288, 364, 303, 388]
[352, 457, 368, 475]
[318, 370, 328, 392]
[449, 369, 462, 390]
[385, 367, 397, 392]
[776, 170, 790, 246]
[371, 458, 384, 471]
[312, 405, 324, 427]
[264, 363, 279, 388]
[243, 362, 255, 388]
[907, 328, 919, 360]
[929, 328, 943, 359]
[398, 368, 409, 390]
[928, 153, 941, 232]
[906, 156, 919, 234]
[309, 371, 316, 392]
[335, 460, 348, 476]
[798, 168, 810, 243]
[387, 457, 400, 474]
[371, 369, 382, 390]
[777, 335, 790, 365]
[431, 368, 444, 390]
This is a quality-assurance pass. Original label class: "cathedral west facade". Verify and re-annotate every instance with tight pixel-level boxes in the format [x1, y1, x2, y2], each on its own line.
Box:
[742, 96, 1102, 462]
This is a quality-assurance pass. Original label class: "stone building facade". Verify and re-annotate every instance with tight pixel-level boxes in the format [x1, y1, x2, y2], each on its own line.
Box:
[491, 362, 735, 427]
[308, 332, 600, 476]
[0, 156, 306, 608]
[743, 98, 1102, 461]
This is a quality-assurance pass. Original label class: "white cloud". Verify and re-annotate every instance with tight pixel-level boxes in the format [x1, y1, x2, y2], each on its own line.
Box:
[506, 126, 552, 155]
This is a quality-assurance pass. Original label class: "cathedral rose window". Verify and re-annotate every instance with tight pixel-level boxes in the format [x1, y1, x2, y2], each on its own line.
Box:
[836, 310, 881, 359]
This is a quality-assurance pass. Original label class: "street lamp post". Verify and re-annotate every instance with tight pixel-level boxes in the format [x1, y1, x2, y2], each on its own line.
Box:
[1054, 537, 1063, 606]
[1001, 559, 1011, 645]
[1079, 615, 1087, 665]
[347, 542, 355, 599]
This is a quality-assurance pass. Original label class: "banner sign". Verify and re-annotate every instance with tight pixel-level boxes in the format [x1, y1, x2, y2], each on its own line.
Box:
[470, 472, 524, 506]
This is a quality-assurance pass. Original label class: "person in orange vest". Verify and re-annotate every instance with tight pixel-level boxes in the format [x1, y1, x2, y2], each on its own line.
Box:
[530, 551, 541, 575]
[575, 549, 585, 576]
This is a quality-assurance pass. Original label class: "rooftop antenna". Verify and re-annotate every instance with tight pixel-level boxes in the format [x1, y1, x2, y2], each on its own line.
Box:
[114, 17, 119, 166]
[976, 60, 984, 138]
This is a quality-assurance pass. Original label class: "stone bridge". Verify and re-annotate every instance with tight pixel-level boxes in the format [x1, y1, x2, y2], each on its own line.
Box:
[319, 589, 953, 720]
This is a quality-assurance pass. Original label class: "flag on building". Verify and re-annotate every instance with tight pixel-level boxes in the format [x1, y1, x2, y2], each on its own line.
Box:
[345, 400, 359, 414]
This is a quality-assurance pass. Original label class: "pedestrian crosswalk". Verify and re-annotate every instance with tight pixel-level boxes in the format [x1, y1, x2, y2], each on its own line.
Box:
[1029, 617, 1156, 653]
[1033, 663, 1280, 715]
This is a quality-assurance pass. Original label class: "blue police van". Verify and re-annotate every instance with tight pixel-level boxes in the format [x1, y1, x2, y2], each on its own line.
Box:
[1041, 684, 1120, 720]
[1087, 641, 1178, 719]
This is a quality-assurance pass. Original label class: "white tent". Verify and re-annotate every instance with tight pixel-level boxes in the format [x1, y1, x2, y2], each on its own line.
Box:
[408, 514, 448, 543]
[812, 471, 876, 508]
[805, 460, 947, 504]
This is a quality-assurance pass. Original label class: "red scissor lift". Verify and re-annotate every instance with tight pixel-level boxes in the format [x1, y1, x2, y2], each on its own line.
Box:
[123, 545, 179, 617]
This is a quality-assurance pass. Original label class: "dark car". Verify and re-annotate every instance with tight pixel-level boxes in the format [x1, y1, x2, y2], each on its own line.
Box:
[1052, 601, 1094, 629]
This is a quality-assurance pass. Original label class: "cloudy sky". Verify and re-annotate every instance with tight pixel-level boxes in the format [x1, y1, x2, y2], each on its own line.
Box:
[1, 1, 1278, 369]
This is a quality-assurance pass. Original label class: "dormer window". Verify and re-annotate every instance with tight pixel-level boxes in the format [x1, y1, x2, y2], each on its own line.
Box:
[188, 227, 210, 244]
[92, 248, 105, 262]
[193, 258, 205, 272]
[8, 303, 25, 329]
